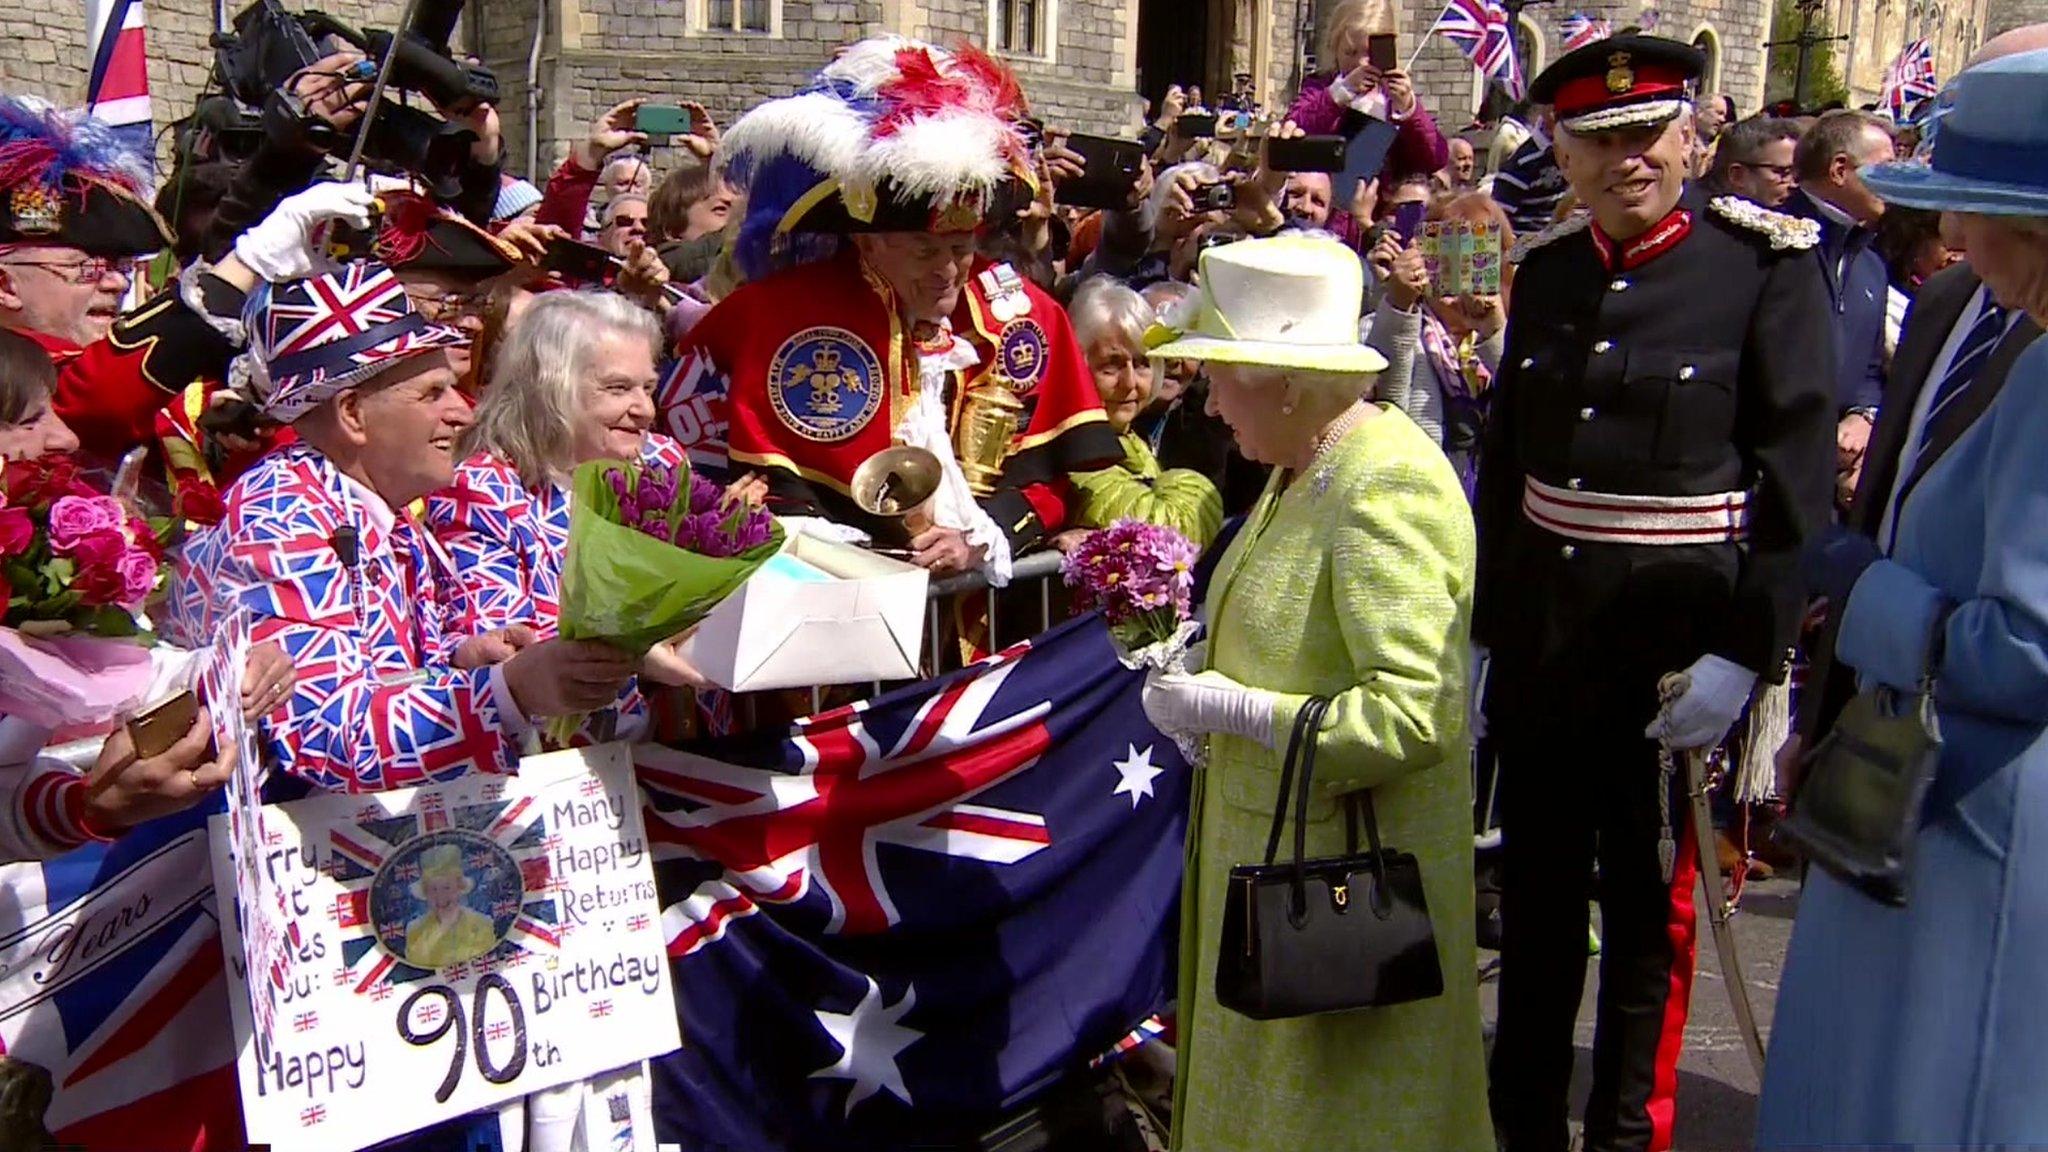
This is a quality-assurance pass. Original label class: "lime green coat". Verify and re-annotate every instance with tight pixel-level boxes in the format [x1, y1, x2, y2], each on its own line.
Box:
[1071, 432, 1224, 549]
[1172, 405, 1490, 1152]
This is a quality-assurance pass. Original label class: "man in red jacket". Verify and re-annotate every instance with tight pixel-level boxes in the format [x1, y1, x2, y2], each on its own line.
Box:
[660, 36, 1118, 580]
[0, 96, 265, 492]
[0, 98, 197, 460]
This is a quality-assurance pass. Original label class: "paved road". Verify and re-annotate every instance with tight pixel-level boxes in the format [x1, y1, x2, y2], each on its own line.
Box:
[1478, 873, 1802, 1152]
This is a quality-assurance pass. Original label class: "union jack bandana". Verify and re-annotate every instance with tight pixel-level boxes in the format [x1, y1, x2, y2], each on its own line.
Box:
[239, 260, 467, 422]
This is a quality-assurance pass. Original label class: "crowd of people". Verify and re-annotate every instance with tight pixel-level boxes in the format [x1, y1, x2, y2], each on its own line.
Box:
[2, 0, 2048, 1147]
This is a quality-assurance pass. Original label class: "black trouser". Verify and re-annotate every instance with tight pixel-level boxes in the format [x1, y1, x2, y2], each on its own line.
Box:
[1487, 713, 1698, 1152]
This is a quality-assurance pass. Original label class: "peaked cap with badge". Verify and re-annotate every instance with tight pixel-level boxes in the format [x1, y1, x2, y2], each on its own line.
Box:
[1531, 33, 1706, 134]
[1478, 33, 1839, 1152]
[663, 35, 1115, 551]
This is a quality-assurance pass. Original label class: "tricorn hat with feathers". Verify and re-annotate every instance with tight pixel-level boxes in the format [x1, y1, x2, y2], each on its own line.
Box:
[721, 36, 1037, 281]
[0, 95, 167, 256]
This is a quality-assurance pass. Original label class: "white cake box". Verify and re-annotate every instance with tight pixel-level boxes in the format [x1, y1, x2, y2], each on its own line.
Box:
[680, 533, 930, 691]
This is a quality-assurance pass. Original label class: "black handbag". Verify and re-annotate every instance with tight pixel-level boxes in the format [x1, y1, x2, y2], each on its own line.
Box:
[1215, 696, 1446, 1020]
[1777, 608, 1952, 907]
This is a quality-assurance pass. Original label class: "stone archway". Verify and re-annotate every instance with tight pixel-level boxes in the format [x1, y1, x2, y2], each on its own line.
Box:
[1691, 23, 1724, 94]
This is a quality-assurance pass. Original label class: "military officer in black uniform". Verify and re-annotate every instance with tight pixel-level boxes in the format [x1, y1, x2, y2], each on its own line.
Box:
[1476, 36, 1836, 1152]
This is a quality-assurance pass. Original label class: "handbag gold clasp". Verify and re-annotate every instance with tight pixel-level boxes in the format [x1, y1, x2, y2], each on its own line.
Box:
[1332, 883, 1349, 909]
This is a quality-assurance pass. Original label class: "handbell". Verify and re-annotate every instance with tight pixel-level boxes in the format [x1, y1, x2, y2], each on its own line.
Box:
[852, 445, 943, 535]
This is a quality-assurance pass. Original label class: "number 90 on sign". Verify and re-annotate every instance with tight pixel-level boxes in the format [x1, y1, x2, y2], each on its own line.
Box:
[398, 974, 529, 1103]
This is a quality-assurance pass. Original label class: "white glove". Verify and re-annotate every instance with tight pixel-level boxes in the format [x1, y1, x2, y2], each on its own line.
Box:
[1644, 654, 1758, 752]
[1141, 670, 1278, 749]
[232, 182, 379, 283]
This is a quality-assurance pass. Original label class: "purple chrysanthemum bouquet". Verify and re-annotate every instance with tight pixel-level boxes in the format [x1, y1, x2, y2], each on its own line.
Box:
[1059, 519, 1202, 661]
[1062, 520, 1205, 760]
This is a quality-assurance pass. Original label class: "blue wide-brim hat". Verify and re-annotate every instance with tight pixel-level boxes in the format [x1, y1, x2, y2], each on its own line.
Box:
[1862, 47, 2048, 216]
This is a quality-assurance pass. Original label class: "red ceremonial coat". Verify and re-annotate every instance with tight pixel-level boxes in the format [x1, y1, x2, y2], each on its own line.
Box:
[666, 249, 1117, 548]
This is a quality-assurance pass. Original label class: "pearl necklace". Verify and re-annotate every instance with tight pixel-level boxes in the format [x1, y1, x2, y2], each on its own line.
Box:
[1304, 401, 1369, 495]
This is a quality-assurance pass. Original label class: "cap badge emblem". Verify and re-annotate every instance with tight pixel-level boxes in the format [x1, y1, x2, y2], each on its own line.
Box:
[9, 185, 62, 236]
[1606, 51, 1635, 95]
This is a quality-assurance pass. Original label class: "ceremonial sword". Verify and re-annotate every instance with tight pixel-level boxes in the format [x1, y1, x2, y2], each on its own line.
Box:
[1656, 674, 1769, 1079]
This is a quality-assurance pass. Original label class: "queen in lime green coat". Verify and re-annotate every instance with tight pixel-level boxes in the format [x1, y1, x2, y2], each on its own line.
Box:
[1145, 235, 1491, 1152]
[1063, 278, 1223, 549]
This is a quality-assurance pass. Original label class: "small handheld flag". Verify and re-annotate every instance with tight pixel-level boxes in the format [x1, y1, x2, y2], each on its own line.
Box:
[83, 0, 153, 167]
[1880, 39, 1939, 122]
[1429, 0, 1526, 100]
[1559, 12, 1612, 51]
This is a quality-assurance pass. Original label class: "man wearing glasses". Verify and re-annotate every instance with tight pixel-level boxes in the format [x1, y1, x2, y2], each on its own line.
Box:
[368, 190, 522, 384]
[0, 100, 158, 351]
[1703, 116, 1801, 208]
[0, 96, 248, 475]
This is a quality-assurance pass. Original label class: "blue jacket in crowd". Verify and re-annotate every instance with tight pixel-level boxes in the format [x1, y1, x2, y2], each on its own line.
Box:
[1785, 188, 1888, 413]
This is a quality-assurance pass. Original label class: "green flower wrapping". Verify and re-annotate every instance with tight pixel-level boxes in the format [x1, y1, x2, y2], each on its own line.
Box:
[555, 458, 785, 658]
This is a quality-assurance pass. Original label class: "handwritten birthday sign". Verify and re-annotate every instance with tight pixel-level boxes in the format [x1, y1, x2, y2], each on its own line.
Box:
[197, 609, 293, 1061]
[208, 743, 680, 1151]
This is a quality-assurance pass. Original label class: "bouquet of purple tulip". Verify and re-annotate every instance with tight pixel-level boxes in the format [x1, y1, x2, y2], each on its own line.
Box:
[1059, 519, 1200, 651]
[605, 462, 775, 558]
[558, 457, 783, 659]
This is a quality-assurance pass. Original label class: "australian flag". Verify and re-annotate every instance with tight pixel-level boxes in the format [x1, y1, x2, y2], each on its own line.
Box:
[637, 615, 1188, 1151]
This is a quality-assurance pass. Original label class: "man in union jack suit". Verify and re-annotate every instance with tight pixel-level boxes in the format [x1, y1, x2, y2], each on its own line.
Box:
[658, 36, 1119, 582]
[168, 258, 636, 794]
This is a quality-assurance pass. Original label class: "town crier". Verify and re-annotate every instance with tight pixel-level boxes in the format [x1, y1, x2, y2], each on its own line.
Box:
[657, 36, 1119, 580]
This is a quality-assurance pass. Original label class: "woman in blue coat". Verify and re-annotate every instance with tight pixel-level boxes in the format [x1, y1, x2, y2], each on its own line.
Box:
[1758, 48, 2048, 1148]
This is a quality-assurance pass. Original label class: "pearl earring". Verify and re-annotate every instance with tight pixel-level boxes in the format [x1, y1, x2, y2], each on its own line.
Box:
[1281, 402, 1295, 415]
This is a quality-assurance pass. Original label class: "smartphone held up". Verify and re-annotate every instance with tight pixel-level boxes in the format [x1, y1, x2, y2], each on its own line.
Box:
[634, 103, 696, 137]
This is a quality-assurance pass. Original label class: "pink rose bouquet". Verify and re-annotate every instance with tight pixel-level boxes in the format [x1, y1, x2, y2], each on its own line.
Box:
[0, 456, 171, 633]
[0, 455, 179, 728]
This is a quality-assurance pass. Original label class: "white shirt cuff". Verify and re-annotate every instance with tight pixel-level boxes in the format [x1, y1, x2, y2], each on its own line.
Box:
[487, 663, 534, 737]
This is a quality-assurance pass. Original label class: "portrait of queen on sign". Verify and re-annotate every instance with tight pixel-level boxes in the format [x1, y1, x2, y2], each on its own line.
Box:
[370, 834, 524, 970]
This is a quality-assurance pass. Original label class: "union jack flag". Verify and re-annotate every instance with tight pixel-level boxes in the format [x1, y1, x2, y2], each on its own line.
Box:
[1431, 0, 1525, 100]
[1558, 11, 1611, 50]
[0, 812, 241, 1147]
[1881, 38, 1939, 121]
[640, 615, 1189, 1148]
[84, 0, 152, 164]
[654, 349, 731, 481]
